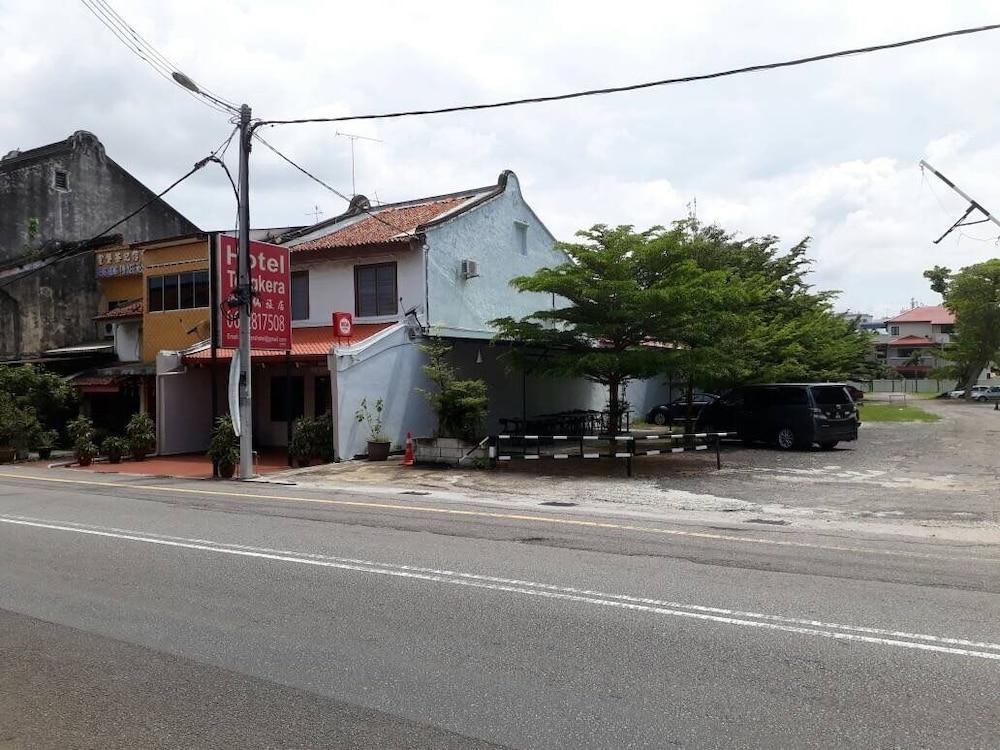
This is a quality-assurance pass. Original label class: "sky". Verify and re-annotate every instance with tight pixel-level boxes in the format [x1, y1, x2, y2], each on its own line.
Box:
[3, 1, 1000, 318]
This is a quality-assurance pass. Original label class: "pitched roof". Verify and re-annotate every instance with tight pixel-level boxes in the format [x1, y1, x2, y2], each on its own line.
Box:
[282, 172, 520, 254]
[183, 323, 395, 363]
[889, 335, 938, 346]
[886, 305, 954, 325]
[93, 299, 142, 321]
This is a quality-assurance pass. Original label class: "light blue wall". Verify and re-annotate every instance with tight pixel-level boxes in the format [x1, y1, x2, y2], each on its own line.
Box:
[424, 173, 564, 336]
[331, 326, 437, 458]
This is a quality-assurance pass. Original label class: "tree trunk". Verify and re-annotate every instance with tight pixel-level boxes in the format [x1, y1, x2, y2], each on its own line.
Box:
[962, 362, 986, 399]
[607, 376, 621, 437]
[684, 375, 695, 435]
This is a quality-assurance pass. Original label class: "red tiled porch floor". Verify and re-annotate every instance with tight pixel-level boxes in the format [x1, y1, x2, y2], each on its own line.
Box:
[73, 450, 289, 479]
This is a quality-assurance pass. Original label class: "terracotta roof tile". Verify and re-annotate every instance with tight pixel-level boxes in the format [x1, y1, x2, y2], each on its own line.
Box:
[886, 305, 954, 325]
[292, 197, 469, 252]
[94, 299, 143, 321]
[184, 323, 395, 363]
[888, 335, 938, 346]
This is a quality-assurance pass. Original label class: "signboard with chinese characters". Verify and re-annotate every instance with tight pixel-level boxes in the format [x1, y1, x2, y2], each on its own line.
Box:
[218, 235, 292, 351]
[95, 247, 142, 278]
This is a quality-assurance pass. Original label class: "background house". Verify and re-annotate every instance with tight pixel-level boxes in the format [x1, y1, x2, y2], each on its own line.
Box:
[0, 131, 198, 361]
[881, 305, 954, 378]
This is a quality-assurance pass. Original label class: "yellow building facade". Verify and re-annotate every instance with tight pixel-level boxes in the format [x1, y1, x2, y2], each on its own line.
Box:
[139, 235, 213, 362]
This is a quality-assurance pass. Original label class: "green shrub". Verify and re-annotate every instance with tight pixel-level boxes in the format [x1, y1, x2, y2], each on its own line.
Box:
[125, 412, 156, 458]
[290, 414, 334, 463]
[101, 436, 128, 462]
[419, 341, 488, 440]
[206, 416, 239, 471]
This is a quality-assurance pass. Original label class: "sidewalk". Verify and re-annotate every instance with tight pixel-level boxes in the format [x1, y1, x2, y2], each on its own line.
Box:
[71, 451, 289, 479]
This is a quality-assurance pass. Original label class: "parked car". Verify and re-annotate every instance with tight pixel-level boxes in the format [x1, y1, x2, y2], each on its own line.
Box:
[973, 385, 1000, 402]
[949, 385, 990, 399]
[646, 393, 718, 426]
[696, 383, 859, 450]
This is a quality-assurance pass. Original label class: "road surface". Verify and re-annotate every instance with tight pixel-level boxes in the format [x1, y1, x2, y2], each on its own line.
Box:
[0, 466, 997, 748]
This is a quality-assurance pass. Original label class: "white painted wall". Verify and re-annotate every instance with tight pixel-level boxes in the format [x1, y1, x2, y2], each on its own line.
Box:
[424, 173, 564, 336]
[112, 321, 141, 362]
[291, 249, 425, 328]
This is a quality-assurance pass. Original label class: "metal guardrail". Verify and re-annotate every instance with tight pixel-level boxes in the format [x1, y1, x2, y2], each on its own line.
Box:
[489, 431, 734, 476]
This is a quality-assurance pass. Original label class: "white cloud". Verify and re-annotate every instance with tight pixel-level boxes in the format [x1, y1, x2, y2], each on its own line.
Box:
[2, 0, 1000, 318]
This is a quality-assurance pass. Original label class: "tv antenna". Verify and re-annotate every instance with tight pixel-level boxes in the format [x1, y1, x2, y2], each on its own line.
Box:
[306, 204, 324, 223]
[336, 131, 383, 196]
[919, 159, 1000, 244]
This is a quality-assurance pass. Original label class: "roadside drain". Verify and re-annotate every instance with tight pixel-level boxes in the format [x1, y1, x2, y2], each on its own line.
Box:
[747, 518, 789, 526]
[400, 491, 431, 496]
[540, 501, 578, 507]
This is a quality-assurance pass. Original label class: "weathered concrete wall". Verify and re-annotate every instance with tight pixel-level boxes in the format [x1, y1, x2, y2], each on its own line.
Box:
[424, 172, 563, 336]
[0, 131, 198, 356]
[331, 325, 436, 459]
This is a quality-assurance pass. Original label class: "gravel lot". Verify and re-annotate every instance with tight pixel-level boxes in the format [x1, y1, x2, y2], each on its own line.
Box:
[293, 397, 1000, 541]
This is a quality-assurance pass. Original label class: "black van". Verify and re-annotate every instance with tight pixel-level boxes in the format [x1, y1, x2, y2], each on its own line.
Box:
[697, 383, 859, 450]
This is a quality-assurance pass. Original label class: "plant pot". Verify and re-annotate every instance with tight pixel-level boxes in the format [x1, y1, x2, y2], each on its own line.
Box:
[294, 457, 311, 468]
[218, 462, 236, 479]
[77, 456, 93, 467]
[0, 447, 15, 464]
[367, 440, 391, 461]
[132, 450, 148, 462]
[37, 448, 52, 460]
[108, 454, 122, 465]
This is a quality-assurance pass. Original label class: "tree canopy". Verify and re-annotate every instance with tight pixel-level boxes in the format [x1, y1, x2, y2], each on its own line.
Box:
[923, 259, 1000, 391]
[493, 219, 875, 430]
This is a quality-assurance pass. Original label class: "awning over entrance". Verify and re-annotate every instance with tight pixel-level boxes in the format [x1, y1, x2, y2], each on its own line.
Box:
[182, 323, 396, 364]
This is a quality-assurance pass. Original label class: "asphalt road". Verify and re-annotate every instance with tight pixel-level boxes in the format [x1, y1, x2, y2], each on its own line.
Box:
[0, 467, 998, 748]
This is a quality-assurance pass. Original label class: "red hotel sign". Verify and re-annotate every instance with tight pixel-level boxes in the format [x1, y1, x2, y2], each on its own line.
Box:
[218, 235, 292, 351]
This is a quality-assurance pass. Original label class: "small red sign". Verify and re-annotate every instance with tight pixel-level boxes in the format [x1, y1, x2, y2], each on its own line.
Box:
[333, 311, 353, 339]
[218, 235, 292, 351]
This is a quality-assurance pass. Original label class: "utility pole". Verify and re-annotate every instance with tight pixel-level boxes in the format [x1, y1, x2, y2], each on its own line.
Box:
[172, 71, 256, 479]
[919, 159, 1000, 243]
[236, 104, 254, 479]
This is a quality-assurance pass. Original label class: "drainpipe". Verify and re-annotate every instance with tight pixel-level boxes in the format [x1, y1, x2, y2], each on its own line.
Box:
[423, 242, 430, 333]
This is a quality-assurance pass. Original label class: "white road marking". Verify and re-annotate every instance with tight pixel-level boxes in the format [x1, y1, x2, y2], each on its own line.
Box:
[2, 514, 998, 661]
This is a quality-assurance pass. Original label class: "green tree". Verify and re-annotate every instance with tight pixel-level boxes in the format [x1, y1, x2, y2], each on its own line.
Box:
[0, 364, 76, 435]
[492, 224, 718, 433]
[923, 259, 1000, 395]
[419, 341, 489, 440]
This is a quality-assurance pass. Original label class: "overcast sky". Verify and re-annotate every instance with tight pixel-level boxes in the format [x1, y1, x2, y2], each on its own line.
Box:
[3, 1, 1000, 317]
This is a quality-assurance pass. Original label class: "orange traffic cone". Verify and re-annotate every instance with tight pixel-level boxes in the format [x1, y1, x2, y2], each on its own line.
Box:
[402, 431, 415, 466]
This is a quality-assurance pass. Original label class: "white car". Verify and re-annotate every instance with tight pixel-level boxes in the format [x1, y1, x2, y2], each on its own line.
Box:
[949, 385, 990, 399]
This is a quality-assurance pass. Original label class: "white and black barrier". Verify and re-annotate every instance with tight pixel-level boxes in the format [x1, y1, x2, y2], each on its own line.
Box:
[489, 432, 734, 476]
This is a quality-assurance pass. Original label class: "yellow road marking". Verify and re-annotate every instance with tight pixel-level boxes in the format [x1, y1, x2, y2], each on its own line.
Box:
[0, 470, 996, 563]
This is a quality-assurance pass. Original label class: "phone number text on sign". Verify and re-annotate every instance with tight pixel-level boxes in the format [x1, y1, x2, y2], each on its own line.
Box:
[218, 235, 292, 351]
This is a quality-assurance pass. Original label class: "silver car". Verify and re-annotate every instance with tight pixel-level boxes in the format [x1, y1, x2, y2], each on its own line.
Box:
[973, 385, 1000, 402]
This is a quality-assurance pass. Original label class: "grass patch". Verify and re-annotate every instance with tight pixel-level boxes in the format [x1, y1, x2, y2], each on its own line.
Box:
[859, 402, 941, 423]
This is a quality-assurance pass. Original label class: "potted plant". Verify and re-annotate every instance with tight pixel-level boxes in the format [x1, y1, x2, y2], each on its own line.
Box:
[289, 417, 313, 467]
[289, 414, 335, 467]
[101, 436, 127, 464]
[67, 415, 97, 467]
[355, 397, 390, 461]
[35, 429, 59, 460]
[74, 440, 98, 467]
[207, 416, 239, 479]
[125, 412, 156, 461]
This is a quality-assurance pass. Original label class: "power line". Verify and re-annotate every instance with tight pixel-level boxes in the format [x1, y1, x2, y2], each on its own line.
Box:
[91, 0, 238, 109]
[252, 133, 418, 240]
[258, 23, 1000, 128]
[1, 155, 215, 290]
[78, 0, 236, 116]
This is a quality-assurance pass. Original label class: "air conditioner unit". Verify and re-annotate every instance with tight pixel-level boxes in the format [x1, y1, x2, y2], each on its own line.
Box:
[461, 259, 479, 279]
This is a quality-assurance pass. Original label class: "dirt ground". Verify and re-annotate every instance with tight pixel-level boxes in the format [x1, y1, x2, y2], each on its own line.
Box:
[289, 396, 1000, 542]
